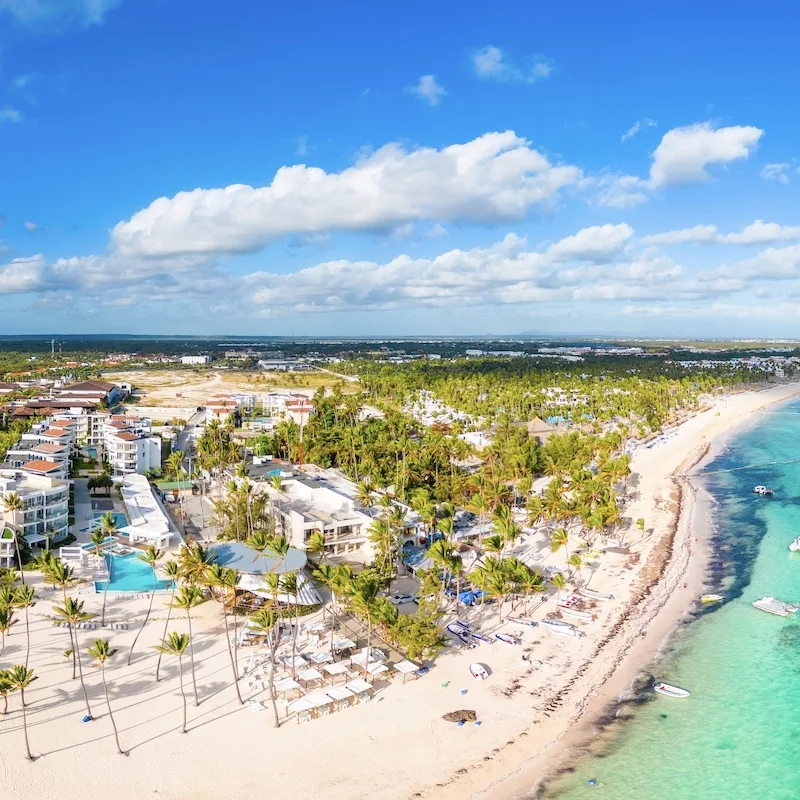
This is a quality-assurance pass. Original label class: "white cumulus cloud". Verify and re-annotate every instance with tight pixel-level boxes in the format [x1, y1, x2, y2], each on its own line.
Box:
[649, 122, 764, 187]
[472, 46, 552, 83]
[621, 118, 656, 143]
[111, 131, 584, 258]
[760, 163, 791, 184]
[643, 220, 800, 246]
[408, 75, 446, 106]
[0, 0, 120, 25]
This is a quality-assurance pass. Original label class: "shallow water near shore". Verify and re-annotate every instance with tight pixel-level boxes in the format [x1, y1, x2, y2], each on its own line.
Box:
[545, 402, 800, 800]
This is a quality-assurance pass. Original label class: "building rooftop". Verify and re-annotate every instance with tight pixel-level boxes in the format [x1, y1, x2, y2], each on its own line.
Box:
[207, 542, 307, 575]
[33, 443, 68, 454]
[41, 428, 71, 438]
[113, 431, 141, 441]
[22, 459, 62, 474]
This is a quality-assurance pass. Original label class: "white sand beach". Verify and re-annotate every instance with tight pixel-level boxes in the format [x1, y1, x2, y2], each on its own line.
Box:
[2, 382, 800, 800]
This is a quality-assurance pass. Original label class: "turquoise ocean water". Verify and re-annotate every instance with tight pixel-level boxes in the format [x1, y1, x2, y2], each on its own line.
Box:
[547, 401, 800, 800]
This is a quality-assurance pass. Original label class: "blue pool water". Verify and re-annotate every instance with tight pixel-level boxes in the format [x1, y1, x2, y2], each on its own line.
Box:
[95, 552, 175, 593]
[93, 512, 128, 529]
[266, 468, 283, 477]
[81, 536, 115, 550]
[85, 447, 98, 458]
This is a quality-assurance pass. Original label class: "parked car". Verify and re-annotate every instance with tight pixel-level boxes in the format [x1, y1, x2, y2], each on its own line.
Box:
[390, 593, 416, 605]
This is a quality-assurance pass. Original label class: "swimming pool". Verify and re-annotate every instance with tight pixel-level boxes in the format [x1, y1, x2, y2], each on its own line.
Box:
[85, 447, 98, 458]
[93, 512, 128, 529]
[266, 469, 283, 477]
[95, 552, 175, 594]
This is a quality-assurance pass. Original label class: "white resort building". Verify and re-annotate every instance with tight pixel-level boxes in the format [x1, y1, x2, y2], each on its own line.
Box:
[115, 473, 177, 548]
[102, 415, 161, 476]
[265, 473, 374, 562]
[0, 468, 70, 547]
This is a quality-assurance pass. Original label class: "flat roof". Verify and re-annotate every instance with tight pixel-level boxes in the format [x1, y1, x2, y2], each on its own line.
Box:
[208, 541, 306, 575]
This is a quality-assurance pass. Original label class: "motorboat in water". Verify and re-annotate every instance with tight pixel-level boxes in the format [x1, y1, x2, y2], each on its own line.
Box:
[558, 605, 593, 621]
[578, 587, 614, 602]
[789, 537, 800, 552]
[469, 663, 489, 680]
[700, 594, 724, 604]
[753, 485, 774, 496]
[541, 619, 584, 638]
[494, 633, 520, 645]
[654, 682, 690, 698]
[752, 596, 799, 616]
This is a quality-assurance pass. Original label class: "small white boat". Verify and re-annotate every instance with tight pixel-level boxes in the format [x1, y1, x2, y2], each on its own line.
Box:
[559, 605, 593, 621]
[469, 630, 493, 644]
[752, 596, 799, 617]
[654, 682, 690, 698]
[789, 537, 800, 552]
[578, 587, 614, 602]
[506, 616, 538, 627]
[700, 594, 724, 604]
[494, 633, 520, 645]
[753, 485, 774, 496]
[541, 619, 584, 638]
[469, 663, 489, 680]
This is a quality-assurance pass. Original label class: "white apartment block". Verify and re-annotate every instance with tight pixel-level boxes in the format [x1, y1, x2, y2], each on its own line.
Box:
[181, 355, 212, 365]
[262, 392, 314, 426]
[0, 469, 70, 545]
[102, 416, 160, 476]
[0, 529, 14, 568]
[265, 474, 374, 562]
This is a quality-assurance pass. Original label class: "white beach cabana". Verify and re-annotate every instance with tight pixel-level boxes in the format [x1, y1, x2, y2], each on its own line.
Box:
[304, 691, 335, 717]
[345, 678, 374, 702]
[324, 685, 355, 710]
[322, 662, 350, 682]
[274, 677, 302, 698]
[282, 655, 308, 670]
[394, 659, 421, 683]
[308, 650, 334, 665]
[332, 637, 356, 652]
[298, 667, 324, 688]
[287, 696, 314, 723]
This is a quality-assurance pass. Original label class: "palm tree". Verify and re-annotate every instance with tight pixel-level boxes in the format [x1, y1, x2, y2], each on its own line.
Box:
[155, 559, 181, 682]
[154, 632, 191, 734]
[247, 607, 281, 728]
[269, 474, 283, 492]
[483, 570, 512, 623]
[171, 586, 204, 706]
[550, 572, 568, 607]
[7, 665, 36, 759]
[347, 572, 383, 678]
[128, 545, 163, 665]
[567, 553, 584, 584]
[0, 604, 15, 657]
[0, 668, 12, 715]
[44, 560, 80, 678]
[426, 539, 454, 607]
[90, 525, 112, 625]
[178, 542, 213, 587]
[355, 481, 373, 511]
[549, 527, 570, 562]
[280, 571, 301, 678]
[482, 534, 504, 556]
[87, 639, 126, 755]
[206, 563, 243, 704]
[2, 493, 25, 584]
[53, 597, 95, 719]
[305, 531, 325, 563]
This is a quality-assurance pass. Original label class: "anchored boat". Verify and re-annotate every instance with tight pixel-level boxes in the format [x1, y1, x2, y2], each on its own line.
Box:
[469, 663, 489, 680]
[752, 596, 798, 616]
[700, 594, 724, 604]
[654, 682, 690, 698]
[558, 605, 593, 621]
[789, 537, 800, 552]
[753, 485, 774, 496]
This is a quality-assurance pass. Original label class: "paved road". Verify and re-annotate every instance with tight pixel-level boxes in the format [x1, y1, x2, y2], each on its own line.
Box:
[174, 410, 206, 465]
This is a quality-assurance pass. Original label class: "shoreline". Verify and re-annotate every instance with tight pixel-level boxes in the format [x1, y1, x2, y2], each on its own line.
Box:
[426, 381, 800, 800]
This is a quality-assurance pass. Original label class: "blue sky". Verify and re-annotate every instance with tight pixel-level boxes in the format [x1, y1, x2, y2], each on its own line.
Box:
[2, 0, 800, 336]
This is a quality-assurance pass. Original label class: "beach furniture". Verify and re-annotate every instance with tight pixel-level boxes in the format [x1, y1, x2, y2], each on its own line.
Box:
[287, 696, 315, 723]
[298, 667, 324, 688]
[273, 677, 302, 699]
[325, 685, 355, 711]
[345, 678, 374, 703]
[394, 659, 422, 683]
[322, 662, 350, 683]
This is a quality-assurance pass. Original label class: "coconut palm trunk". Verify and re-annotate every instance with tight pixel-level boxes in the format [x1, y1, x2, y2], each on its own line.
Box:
[177, 655, 188, 733]
[221, 600, 243, 704]
[19, 688, 32, 759]
[186, 609, 199, 706]
[101, 662, 125, 754]
[155, 571, 179, 682]
[73, 628, 93, 719]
